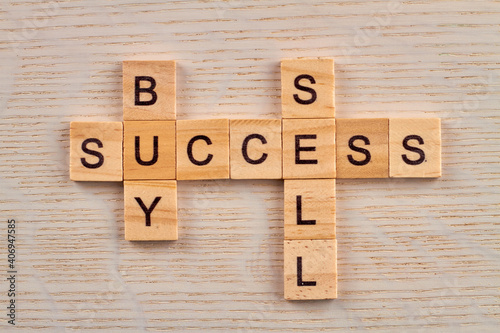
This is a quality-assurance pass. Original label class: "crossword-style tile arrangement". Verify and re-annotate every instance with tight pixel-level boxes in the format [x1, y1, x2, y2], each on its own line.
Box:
[69, 58, 442, 300]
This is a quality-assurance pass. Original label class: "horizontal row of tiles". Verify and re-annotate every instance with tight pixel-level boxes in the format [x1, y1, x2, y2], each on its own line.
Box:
[69, 118, 441, 182]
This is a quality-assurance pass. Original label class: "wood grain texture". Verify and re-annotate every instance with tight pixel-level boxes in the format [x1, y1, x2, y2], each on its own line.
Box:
[123, 60, 176, 121]
[284, 239, 337, 300]
[124, 180, 178, 241]
[281, 58, 335, 119]
[284, 179, 336, 240]
[0, 0, 499, 331]
[230, 119, 283, 179]
[283, 118, 336, 179]
[176, 118, 230, 180]
[123, 121, 176, 180]
[336, 118, 389, 178]
[389, 118, 441, 178]
[70, 121, 123, 182]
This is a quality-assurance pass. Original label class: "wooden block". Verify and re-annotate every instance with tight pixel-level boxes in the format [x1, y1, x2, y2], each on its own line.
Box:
[123, 121, 176, 180]
[284, 179, 336, 240]
[70, 122, 123, 182]
[284, 239, 337, 300]
[176, 119, 230, 180]
[230, 119, 282, 179]
[389, 118, 441, 178]
[281, 58, 335, 119]
[282, 118, 336, 179]
[124, 180, 178, 241]
[123, 60, 176, 121]
[336, 118, 389, 178]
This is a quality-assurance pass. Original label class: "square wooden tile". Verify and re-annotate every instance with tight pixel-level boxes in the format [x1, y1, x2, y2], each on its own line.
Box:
[123, 121, 176, 180]
[336, 118, 389, 178]
[123, 60, 176, 121]
[282, 118, 336, 179]
[124, 180, 178, 241]
[176, 119, 230, 180]
[284, 179, 336, 240]
[230, 119, 282, 179]
[284, 239, 337, 300]
[70, 122, 123, 182]
[281, 58, 335, 119]
[389, 118, 441, 178]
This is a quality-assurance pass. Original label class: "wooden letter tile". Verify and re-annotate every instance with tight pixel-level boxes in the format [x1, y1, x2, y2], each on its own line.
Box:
[123, 60, 176, 121]
[336, 118, 389, 178]
[284, 179, 336, 240]
[281, 58, 335, 119]
[70, 122, 123, 182]
[124, 180, 178, 241]
[230, 119, 282, 179]
[284, 239, 337, 300]
[282, 119, 336, 179]
[176, 119, 230, 180]
[123, 121, 176, 180]
[389, 118, 441, 178]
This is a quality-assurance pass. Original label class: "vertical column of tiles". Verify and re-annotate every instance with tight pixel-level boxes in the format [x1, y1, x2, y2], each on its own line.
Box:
[230, 119, 282, 179]
[281, 58, 337, 300]
[123, 121, 176, 180]
[176, 119, 230, 180]
[122, 60, 179, 241]
[284, 239, 337, 300]
[123, 60, 176, 121]
[70, 122, 123, 182]
[124, 180, 178, 241]
[389, 118, 441, 178]
[336, 118, 389, 178]
[281, 58, 335, 119]
[282, 118, 336, 179]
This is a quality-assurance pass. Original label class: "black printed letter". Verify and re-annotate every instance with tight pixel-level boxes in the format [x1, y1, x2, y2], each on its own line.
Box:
[348, 135, 371, 166]
[296, 195, 316, 225]
[81, 138, 104, 169]
[295, 135, 318, 165]
[135, 76, 157, 106]
[293, 74, 317, 105]
[187, 135, 213, 166]
[402, 135, 425, 165]
[135, 197, 162, 227]
[242, 134, 268, 165]
[297, 257, 316, 286]
[135, 136, 159, 166]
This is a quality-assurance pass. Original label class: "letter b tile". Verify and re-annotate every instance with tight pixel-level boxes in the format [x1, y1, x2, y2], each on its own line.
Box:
[123, 60, 176, 121]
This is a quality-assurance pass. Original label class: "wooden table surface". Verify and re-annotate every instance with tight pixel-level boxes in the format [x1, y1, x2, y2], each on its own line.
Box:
[1, 0, 499, 331]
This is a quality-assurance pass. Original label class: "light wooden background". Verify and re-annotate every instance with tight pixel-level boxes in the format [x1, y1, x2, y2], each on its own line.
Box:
[1, 0, 499, 331]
